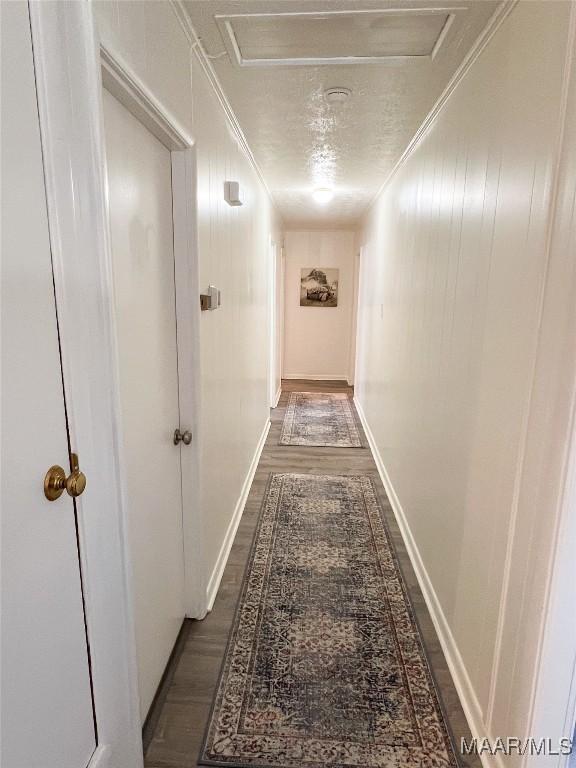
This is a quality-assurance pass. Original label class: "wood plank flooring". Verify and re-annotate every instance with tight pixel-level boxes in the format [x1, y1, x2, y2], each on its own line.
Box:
[144, 380, 480, 768]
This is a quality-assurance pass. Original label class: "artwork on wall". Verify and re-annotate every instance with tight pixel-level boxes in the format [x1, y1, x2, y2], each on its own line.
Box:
[300, 268, 339, 307]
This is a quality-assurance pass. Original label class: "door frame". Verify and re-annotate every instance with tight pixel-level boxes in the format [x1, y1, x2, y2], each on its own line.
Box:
[353, 246, 366, 396]
[100, 44, 205, 621]
[268, 238, 280, 408]
[517, 16, 576, 763]
[348, 247, 361, 386]
[27, 3, 203, 766]
[279, 245, 286, 394]
[527, 423, 576, 766]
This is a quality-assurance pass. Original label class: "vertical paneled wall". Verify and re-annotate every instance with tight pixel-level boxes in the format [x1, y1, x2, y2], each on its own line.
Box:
[193, 55, 282, 584]
[94, 0, 193, 135]
[355, 0, 575, 751]
[93, 0, 281, 607]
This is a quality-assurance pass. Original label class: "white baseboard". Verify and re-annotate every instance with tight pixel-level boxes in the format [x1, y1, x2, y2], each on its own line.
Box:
[273, 386, 282, 408]
[353, 396, 499, 768]
[283, 373, 349, 382]
[205, 418, 271, 611]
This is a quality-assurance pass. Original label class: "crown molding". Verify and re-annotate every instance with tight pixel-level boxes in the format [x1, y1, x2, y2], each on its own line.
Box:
[169, 0, 282, 220]
[363, 0, 519, 217]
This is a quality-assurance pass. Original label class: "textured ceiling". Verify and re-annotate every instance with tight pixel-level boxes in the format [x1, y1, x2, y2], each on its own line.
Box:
[183, 0, 500, 227]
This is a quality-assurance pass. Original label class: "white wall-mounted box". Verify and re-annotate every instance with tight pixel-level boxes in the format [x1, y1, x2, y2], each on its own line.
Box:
[224, 180, 242, 206]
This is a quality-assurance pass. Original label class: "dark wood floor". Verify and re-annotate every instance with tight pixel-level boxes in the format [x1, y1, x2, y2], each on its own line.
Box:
[144, 380, 480, 768]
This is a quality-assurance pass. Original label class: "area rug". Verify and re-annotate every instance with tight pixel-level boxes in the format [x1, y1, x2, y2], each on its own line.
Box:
[279, 392, 362, 447]
[199, 473, 457, 768]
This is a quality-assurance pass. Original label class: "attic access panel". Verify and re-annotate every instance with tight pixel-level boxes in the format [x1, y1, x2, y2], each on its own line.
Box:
[216, 8, 466, 67]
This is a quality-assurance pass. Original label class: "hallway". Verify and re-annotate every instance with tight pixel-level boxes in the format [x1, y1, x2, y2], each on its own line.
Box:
[3, 2, 576, 767]
[144, 381, 479, 768]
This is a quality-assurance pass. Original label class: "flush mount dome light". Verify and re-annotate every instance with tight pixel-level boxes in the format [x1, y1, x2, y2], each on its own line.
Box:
[324, 87, 352, 105]
[312, 188, 334, 204]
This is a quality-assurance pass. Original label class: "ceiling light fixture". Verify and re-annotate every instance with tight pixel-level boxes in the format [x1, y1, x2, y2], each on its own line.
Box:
[324, 87, 352, 105]
[312, 188, 334, 204]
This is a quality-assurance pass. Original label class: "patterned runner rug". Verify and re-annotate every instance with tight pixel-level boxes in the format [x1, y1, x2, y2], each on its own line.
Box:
[200, 473, 457, 768]
[279, 392, 362, 447]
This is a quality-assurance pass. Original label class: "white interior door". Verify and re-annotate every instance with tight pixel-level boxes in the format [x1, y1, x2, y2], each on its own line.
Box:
[1, 3, 97, 767]
[102, 88, 186, 721]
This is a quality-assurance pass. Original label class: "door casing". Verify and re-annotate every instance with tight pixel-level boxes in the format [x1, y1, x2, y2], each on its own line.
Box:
[100, 43, 205, 622]
[268, 239, 278, 408]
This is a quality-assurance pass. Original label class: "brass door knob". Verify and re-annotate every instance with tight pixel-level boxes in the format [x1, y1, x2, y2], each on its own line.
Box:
[66, 469, 87, 498]
[44, 453, 86, 501]
[173, 428, 192, 446]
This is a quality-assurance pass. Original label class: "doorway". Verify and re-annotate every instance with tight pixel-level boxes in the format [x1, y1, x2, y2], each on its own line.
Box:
[102, 88, 188, 722]
[99, 41, 204, 723]
[269, 240, 278, 407]
[269, 240, 284, 408]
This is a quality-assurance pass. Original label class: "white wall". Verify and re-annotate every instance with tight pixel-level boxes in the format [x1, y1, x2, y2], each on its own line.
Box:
[355, 1, 576, 757]
[283, 230, 356, 382]
[93, 0, 281, 627]
[193, 54, 282, 601]
[94, 0, 192, 137]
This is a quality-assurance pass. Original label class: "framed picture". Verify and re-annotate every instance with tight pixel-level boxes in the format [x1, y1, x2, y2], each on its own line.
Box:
[300, 268, 339, 307]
